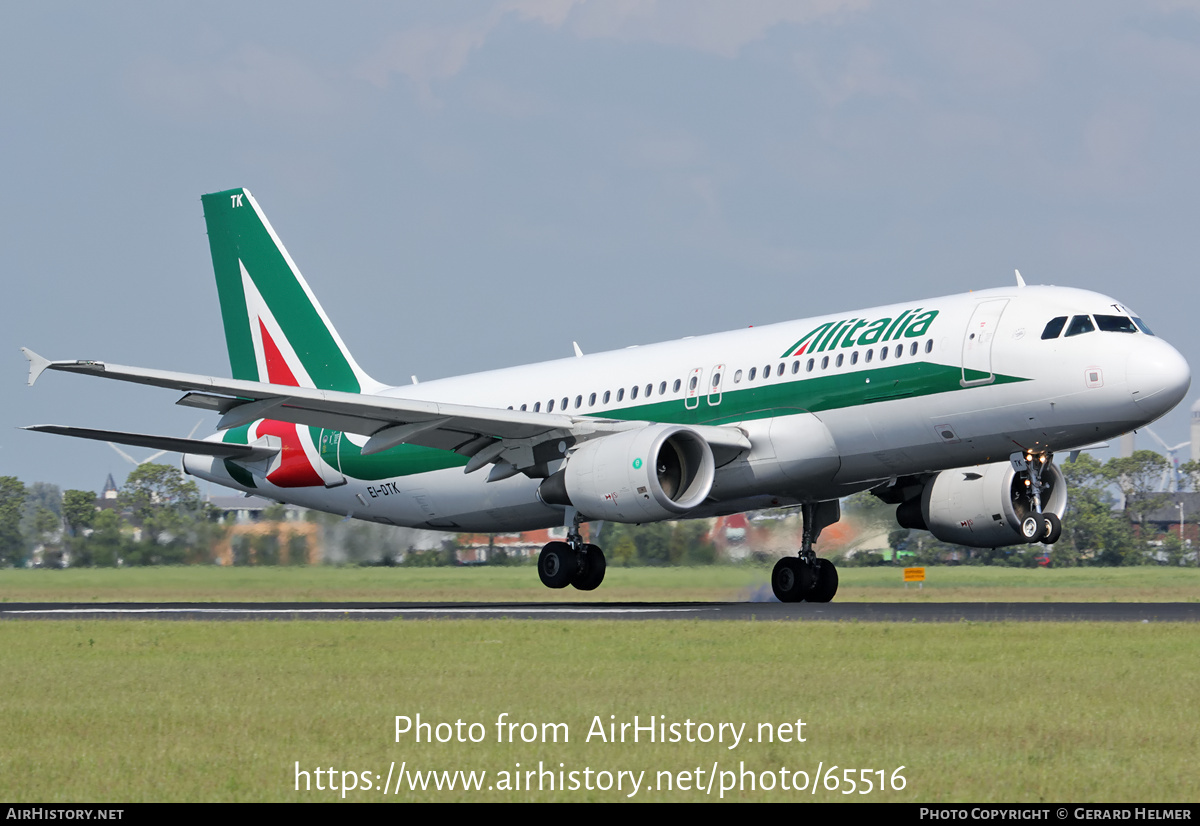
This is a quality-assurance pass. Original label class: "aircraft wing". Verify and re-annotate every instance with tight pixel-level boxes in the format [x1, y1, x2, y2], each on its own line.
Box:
[23, 349, 751, 473]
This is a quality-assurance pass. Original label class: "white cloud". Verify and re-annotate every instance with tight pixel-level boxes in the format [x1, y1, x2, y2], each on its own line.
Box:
[517, 0, 871, 58]
[356, 21, 497, 105]
[130, 44, 339, 120]
[355, 0, 870, 100]
[921, 15, 1043, 93]
[794, 45, 915, 105]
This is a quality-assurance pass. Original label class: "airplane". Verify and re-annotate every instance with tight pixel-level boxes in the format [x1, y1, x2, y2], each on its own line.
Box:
[21, 188, 1192, 602]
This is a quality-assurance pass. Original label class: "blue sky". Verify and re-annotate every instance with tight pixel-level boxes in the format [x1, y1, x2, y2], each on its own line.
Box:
[3, 1, 1197, 493]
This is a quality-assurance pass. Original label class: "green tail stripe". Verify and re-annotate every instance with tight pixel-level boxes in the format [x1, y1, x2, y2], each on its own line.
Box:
[201, 188, 362, 392]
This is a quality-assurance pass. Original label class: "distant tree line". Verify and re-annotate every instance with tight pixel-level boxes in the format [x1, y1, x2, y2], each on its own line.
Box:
[0, 464, 225, 568]
[1, 451, 1196, 569]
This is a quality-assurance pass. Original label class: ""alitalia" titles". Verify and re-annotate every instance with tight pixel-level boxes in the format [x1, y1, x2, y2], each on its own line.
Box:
[780, 308, 940, 358]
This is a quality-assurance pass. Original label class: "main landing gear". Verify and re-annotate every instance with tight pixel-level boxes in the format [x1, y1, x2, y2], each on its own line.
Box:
[772, 501, 840, 603]
[1015, 451, 1063, 546]
[538, 511, 606, 592]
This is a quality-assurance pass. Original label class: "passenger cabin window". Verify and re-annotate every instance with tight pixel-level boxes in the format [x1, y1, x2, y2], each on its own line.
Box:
[589, 393, 596, 407]
[806, 358, 814, 372]
[645, 383, 652, 397]
[777, 363, 785, 377]
[1095, 315, 1138, 334]
[659, 381, 667, 395]
[836, 353, 844, 367]
[673, 379, 682, 393]
[733, 370, 742, 384]
[925, 339, 933, 354]
[748, 367, 757, 381]
[909, 341, 918, 356]
[1041, 316, 1068, 339]
[630, 385, 639, 400]
[850, 352, 859, 365]
[792, 360, 800, 374]
[1064, 315, 1095, 337]
[575, 395, 583, 409]
[603, 390, 611, 404]
[617, 388, 625, 402]
[534, 402, 542, 412]
[879, 346, 888, 361]
[547, 399, 555, 412]
[821, 356, 829, 369]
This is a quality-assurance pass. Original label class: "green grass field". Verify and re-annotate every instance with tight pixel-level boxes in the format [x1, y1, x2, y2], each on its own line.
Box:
[1, 620, 1195, 802]
[3, 567, 1196, 803]
[1, 564, 1198, 603]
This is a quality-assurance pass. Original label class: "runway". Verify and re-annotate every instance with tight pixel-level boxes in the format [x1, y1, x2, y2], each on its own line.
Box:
[2, 601, 1198, 622]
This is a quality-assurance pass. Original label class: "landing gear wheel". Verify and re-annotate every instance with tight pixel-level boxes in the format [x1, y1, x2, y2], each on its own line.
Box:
[538, 541, 577, 589]
[1041, 513, 1062, 545]
[1021, 515, 1042, 544]
[571, 544, 607, 591]
[806, 558, 839, 603]
[771, 557, 813, 603]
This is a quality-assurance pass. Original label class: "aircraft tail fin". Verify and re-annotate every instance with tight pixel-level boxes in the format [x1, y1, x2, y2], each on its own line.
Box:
[201, 188, 384, 394]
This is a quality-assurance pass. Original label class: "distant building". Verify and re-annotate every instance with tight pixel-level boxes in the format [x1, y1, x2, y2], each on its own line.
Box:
[94, 474, 124, 514]
[207, 494, 304, 525]
[1191, 398, 1200, 462]
[1140, 492, 1199, 546]
[207, 496, 316, 564]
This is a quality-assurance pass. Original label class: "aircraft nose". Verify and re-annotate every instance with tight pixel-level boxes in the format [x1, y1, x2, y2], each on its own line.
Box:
[1127, 339, 1191, 420]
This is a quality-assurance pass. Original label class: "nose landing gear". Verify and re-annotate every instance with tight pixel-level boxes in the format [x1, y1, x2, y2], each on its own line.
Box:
[1014, 451, 1063, 546]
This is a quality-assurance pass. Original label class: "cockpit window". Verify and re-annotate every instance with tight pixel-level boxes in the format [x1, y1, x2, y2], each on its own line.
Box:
[1094, 314, 1138, 333]
[1132, 317, 1155, 336]
[1041, 316, 1068, 339]
[1064, 315, 1095, 337]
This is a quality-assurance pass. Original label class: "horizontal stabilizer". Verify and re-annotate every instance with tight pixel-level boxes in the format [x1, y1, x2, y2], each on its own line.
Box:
[23, 425, 280, 462]
[21, 347, 53, 386]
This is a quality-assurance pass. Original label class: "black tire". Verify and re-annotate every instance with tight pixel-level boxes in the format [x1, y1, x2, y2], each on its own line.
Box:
[771, 557, 813, 603]
[1021, 515, 1042, 544]
[807, 558, 839, 603]
[571, 544, 607, 591]
[538, 541, 577, 589]
[1042, 513, 1062, 545]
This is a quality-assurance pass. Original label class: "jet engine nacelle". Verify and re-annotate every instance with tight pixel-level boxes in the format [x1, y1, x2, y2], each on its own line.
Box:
[898, 460, 1067, 547]
[540, 424, 715, 523]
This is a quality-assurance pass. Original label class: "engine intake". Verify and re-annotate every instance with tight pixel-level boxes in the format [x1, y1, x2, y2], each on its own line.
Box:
[900, 460, 1067, 547]
[539, 425, 715, 523]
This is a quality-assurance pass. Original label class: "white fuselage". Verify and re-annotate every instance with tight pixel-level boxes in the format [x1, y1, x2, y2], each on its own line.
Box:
[184, 285, 1191, 532]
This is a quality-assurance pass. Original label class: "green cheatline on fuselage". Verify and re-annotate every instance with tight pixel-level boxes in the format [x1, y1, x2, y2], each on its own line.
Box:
[219, 361, 1027, 484]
